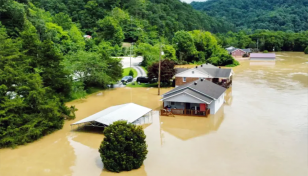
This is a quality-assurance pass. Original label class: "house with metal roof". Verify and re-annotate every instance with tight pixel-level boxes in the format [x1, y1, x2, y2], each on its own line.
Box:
[250, 53, 276, 60]
[161, 79, 226, 117]
[174, 64, 233, 88]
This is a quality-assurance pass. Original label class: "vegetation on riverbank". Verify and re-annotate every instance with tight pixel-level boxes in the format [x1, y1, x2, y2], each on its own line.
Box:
[305, 47, 308, 54]
[215, 31, 308, 52]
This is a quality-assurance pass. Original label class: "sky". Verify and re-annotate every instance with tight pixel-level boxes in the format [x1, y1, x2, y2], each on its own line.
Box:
[181, 0, 207, 3]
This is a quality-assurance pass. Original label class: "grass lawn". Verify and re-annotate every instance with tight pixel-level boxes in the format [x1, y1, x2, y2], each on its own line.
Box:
[123, 67, 138, 78]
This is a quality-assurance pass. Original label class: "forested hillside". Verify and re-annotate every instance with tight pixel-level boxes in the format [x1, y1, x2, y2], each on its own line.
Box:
[0, 0, 238, 148]
[191, 0, 308, 32]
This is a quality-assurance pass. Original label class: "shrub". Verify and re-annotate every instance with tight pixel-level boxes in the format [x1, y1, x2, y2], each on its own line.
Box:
[304, 46, 308, 54]
[99, 120, 148, 172]
[263, 50, 269, 53]
[129, 69, 134, 77]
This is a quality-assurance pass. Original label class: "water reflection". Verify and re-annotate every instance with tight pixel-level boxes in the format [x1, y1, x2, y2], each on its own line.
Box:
[160, 106, 225, 141]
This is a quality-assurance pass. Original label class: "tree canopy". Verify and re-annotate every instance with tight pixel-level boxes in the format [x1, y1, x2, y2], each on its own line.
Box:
[99, 120, 148, 172]
[191, 0, 308, 32]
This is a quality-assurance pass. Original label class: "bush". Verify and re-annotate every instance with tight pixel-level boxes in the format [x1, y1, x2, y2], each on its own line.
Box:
[129, 69, 134, 77]
[99, 120, 148, 172]
[263, 50, 269, 53]
[304, 46, 308, 54]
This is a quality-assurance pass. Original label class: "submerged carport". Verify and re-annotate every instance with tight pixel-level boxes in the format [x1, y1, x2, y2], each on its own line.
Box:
[71, 103, 152, 129]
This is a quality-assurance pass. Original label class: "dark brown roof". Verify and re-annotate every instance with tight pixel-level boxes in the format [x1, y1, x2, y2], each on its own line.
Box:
[163, 79, 226, 100]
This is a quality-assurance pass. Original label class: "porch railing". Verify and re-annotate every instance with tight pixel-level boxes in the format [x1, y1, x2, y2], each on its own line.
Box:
[161, 108, 210, 117]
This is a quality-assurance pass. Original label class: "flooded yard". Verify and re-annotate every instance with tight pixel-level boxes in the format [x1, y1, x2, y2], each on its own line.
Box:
[0, 52, 307, 176]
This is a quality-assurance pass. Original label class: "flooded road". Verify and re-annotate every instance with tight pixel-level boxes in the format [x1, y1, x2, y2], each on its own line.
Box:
[1, 52, 307, 176]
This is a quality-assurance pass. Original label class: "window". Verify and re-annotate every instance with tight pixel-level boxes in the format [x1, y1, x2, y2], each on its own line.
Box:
[183, 77, 186, 82]
[171, 102, 175, 105]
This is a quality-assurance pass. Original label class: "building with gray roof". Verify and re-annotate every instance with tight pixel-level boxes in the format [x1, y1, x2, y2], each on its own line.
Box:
[161, 79, 226, 116]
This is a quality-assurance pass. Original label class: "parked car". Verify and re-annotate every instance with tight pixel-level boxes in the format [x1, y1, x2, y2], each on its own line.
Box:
[136, 77, 149, 83]
[121, 76, 133, 83]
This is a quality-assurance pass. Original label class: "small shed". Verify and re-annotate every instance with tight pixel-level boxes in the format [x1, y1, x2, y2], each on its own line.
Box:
[71, 103, 152, 128]
[250, 53, 276, 60]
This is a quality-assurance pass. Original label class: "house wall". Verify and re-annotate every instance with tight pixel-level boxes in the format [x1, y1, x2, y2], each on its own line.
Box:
[163, 94, 204, 104]
[208, 93, 225, 114]
[232, 49, 245, 57]
[163, 101, 185, 109]
[175, 77, 199, 86]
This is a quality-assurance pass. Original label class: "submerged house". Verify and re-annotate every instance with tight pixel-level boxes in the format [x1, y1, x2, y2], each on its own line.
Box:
[174, 64, 233, 88]
[161, 79, 226, 117]
[250, 53, 276, 60]
[226, 46, 251, 57]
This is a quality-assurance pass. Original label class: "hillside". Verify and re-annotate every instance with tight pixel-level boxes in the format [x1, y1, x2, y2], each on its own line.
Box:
[191, 0, 308, 32]
[29, 0, 234, 39]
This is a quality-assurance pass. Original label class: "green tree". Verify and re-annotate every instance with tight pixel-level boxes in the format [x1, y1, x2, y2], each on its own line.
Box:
[38, 39, 71, 98]
[0, 24, 64, 148]
[305, 46, 308, 54]
[172, 31, 197, 61]
[99, 120, 148, 172]
[52, 12, 73, 30]
[97, 16, 124, 46]
[68, 24, 85, 51]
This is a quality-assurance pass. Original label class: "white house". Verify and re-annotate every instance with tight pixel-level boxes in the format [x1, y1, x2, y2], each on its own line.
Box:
[161, 79, 226, 116]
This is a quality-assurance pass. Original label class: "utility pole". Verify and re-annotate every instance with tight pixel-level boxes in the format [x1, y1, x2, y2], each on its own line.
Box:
[158, 43, 162, 95]
[130, 43, 134, 68]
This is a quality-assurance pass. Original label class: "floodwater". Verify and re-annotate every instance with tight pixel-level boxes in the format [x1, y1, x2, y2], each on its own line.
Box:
[0, 52, 307, 176]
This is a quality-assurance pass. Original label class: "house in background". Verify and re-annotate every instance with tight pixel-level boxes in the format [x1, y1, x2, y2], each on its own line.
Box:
[226, 46, 251, 57]
[174, 64, 233, 88]
[250, 53, 276, 60]
[161, 79, 226, 117]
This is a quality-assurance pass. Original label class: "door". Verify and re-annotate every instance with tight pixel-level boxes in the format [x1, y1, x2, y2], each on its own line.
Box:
[185, 103, 190, 115]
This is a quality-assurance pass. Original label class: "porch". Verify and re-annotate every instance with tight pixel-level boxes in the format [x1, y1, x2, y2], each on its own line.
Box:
[161, 102, 211, 117]
[211, 76, 233, 88]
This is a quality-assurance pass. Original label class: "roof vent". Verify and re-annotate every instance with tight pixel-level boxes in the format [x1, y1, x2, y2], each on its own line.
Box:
[200, 78, 204, 81]
[194, 82, 197, 85]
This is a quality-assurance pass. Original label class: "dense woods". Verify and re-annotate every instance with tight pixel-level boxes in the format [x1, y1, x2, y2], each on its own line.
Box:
[0, 0, 236, 148]
[215, 30, 308, 52]
[191, 0, 308, 32]
[0, 0, 307, 148]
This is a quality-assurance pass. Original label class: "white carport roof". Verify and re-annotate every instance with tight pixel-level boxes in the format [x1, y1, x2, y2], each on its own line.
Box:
[71, 103, 152, 126]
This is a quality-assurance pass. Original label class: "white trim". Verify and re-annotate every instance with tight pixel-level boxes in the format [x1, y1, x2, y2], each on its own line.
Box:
[161, 92, 212, 104]
[185, 92, 213, 104]
[183, 77, 186, 82]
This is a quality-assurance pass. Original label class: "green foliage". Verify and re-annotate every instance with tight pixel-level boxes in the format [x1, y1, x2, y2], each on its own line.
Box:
[0, 25, 64, 148]
[305, 46, 308, 54]
[129, 69, 134, 77]
[216, 30, 308, 52]
[263, 50, 269, 53]
[192, 0, 308, 32]
[172, 31, 197, 61]
[97, 16, 124, 46]
[53, 12, 73, 30]
[99, 120, 148, 173]
[122, 68, 137, 78]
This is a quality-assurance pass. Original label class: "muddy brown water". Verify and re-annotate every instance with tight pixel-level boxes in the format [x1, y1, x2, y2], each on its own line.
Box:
[0, 52, 307, 176]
